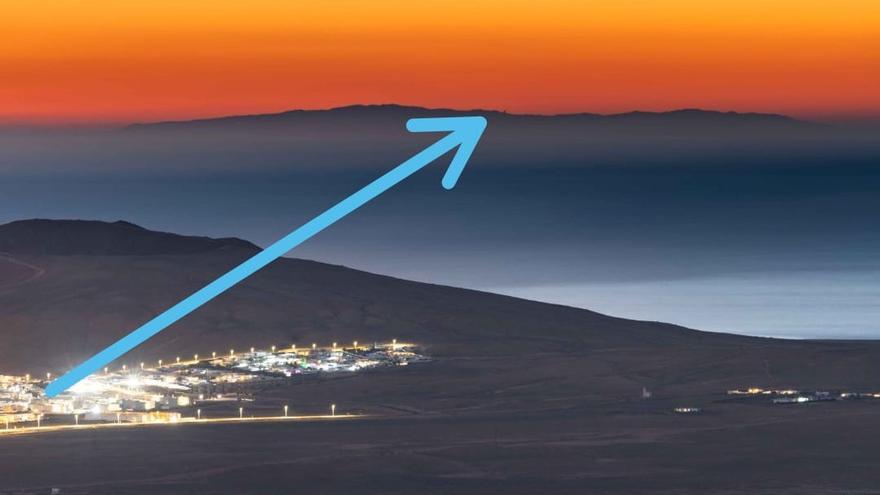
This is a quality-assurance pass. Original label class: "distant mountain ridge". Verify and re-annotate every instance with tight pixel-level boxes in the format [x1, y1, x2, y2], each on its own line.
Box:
[0, 219, 258, 255]
[127, 104, 809, 131]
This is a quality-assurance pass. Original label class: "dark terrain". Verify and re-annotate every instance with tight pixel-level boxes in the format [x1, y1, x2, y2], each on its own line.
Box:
[2, 219, 880, 494]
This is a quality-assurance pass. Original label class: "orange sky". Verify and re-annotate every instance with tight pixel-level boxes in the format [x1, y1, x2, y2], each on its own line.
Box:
[2, 0, 878, 124]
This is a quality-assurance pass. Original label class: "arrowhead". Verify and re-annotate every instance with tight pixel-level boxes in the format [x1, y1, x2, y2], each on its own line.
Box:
[406, 116, 487, 189]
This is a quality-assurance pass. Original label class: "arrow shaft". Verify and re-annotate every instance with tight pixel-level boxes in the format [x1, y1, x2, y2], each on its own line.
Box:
[45, 132, 461, 397]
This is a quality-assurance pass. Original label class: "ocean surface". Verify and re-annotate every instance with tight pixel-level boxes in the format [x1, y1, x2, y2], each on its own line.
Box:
[488, 270, 880, 339]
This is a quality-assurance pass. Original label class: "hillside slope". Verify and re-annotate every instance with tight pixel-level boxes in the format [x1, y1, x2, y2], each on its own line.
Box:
[0, 219, 738, 371]
[1, 219, 879, 398]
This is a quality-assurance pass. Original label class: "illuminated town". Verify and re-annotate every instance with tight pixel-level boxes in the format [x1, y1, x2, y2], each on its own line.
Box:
[726, 387, 880, 404]
[670, 386, 880, 415]
[1, 340, 424, 435]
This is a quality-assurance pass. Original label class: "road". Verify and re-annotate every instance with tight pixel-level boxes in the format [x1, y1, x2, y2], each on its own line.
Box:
[0, 413, 365, 438]
[0, 253, 45, 295]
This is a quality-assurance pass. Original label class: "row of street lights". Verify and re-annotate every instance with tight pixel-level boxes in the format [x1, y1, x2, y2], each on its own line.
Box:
[229, 403, 336, 420]
[152, 339, 392, 370]
[33, 339, 402, 381]
[5, 403, 340, 431]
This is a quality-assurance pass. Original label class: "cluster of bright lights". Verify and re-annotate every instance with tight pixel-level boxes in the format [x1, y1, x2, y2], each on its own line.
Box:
[2, 341, 420, 429]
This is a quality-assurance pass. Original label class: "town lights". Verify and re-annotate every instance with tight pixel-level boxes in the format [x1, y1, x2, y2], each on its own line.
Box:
[312, 343, 317, 350]
[194, 354, 199, 361]
[212, 351, 216, 359]
[176, 356, 180, 364]
[125, 375, 141, 390]
[230, 349, 235, 357]
[250, 347, 255, 353]
[25, 373, 30, 382]
[0, 338, 419, 435]
[271, 345, 276, 353]
[353, 341, 358, 349]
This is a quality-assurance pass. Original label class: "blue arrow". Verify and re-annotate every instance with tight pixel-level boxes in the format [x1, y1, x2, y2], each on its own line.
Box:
[45, 116, 487, 397]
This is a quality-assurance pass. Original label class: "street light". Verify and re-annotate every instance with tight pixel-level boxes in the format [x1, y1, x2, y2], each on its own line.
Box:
[74, 414, 79, 426]
[158, 359, 163, 367]
[284, 405, 289, 417]
[176, 356, 180, 364]
[212, 351, 216, 359]
[37, 414, 42, 428]
[353, 340, 358, 349]
[271, 345, 276, 353]
[122, 365, 127, 372]
[140, 362, 145, 370]
[331, 404, 336, 417]
[197, 409, 201, 420]
[230, 349, 235, 357]
[312, 343, 317, 350]
[25, 373, 30, 382]
[194, 354, 199, 361]
[46, 372, 52, 380]
[239, 407, 243, 419]
[250, 347, 255, 353]
[116, 412, 121, 424]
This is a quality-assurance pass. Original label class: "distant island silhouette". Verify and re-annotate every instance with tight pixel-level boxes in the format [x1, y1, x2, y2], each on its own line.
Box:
[129, 103, 809, 130]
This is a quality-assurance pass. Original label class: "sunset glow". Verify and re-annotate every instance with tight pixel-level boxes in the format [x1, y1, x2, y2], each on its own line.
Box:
[2, 0, 878, 123]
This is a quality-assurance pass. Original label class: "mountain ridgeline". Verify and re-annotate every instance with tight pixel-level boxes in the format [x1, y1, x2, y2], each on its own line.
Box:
[110, 104, 862, 175]
[0, 219, 258, 255]
[129, 104, 809, 132]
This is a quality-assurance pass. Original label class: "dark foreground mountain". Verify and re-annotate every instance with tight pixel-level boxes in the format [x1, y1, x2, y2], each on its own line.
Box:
[2, 218, 878, 387]
[3, 219, 880, 494]
[0, 219, 741, 374]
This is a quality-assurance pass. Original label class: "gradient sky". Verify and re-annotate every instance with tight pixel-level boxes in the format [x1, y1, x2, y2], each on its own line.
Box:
[3, 0, 878, 124]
